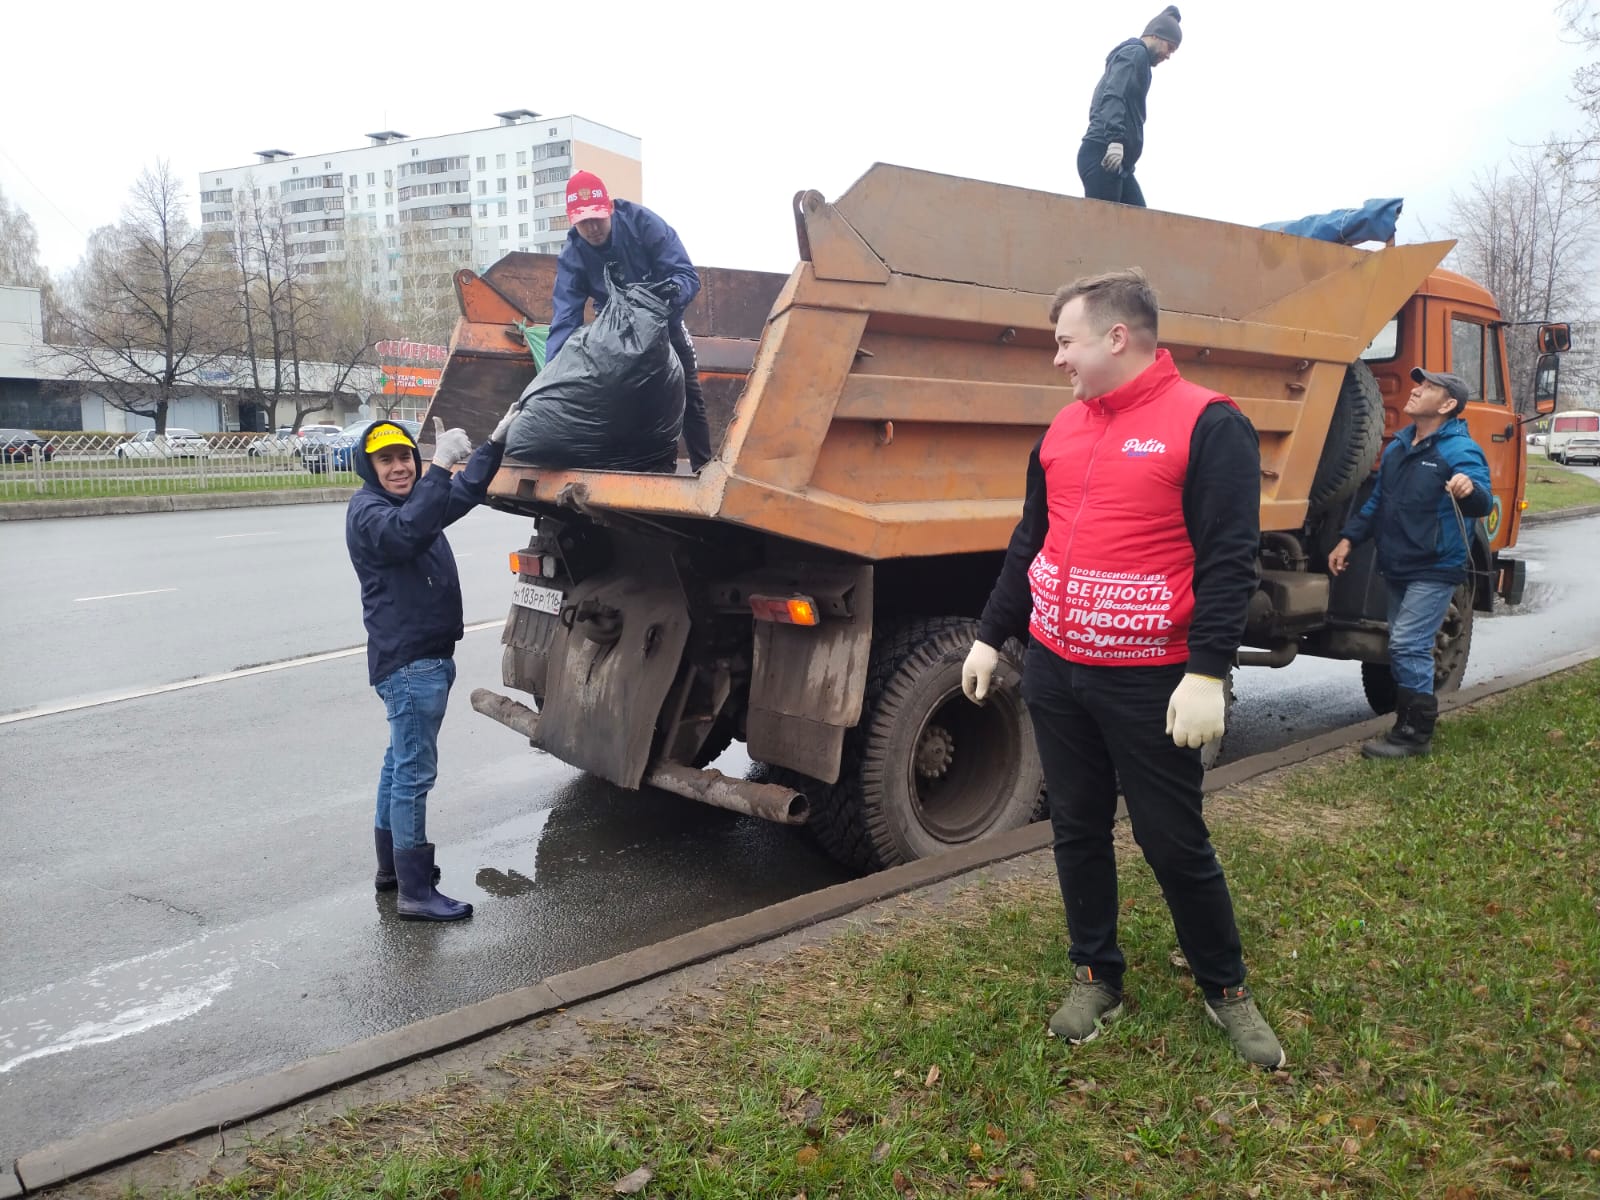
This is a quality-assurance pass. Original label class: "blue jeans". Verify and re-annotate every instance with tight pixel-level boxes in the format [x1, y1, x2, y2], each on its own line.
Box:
[1385, 580, 1456, 694]
[374, 657, 456, 850]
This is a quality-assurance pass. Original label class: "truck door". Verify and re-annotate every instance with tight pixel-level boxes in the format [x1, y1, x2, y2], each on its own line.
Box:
[1447, 314, 1519, 552]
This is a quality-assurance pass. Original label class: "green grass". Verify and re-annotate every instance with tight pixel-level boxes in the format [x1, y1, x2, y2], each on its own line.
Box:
[0, 471, 357, 502]
[1523, 462, 1600, 514]
[142, 666, 1600, 1199]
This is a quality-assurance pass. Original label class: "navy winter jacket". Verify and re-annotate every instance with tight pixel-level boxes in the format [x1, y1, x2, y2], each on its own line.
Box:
[346, 422, 505, 686]
[1083, 39, 1155, 166]
[546, 198, 701, 362]
[1340, 417, 1493, 585]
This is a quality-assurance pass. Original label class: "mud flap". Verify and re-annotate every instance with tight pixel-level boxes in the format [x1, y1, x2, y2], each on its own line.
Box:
[532, 547, 691, 789]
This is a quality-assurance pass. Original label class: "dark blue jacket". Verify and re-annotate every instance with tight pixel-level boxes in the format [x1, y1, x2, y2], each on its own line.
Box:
[1084, 39, 1155, 167]
[1341, 417, 1493, 585]
[547, 198, 700, 361]
[346, 423, 504, 686]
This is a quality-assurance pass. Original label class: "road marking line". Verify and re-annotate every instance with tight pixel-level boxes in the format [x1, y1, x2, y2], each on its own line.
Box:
[0, 619, 503, 726]
[214, 531, 279, 539]
[73, 588, 178, 603]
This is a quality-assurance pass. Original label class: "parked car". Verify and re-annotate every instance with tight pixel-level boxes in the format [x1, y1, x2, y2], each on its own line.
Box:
[0, 429, 53, 464]
[115, 429, 212, 459]
[247, 432, 302, 458]
[327, 419, 421, 471]
[1547, 409, 1600, 465]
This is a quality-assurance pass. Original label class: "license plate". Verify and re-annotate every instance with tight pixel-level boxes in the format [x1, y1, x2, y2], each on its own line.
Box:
[512, 581, 563, 615]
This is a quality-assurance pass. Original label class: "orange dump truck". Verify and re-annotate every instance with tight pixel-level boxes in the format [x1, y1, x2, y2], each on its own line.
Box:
[425, 164, 1565, 872]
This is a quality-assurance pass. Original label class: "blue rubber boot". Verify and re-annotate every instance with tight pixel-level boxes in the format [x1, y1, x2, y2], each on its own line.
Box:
[394, 843, 472, 922]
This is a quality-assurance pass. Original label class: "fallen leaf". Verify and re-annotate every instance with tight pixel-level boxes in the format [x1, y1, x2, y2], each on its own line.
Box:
[892, 1169, 912, 1194]
[986, 1123, 1007, 1144]
[1247, 1188, 1262, 1199]
[968, 1142, 985, 1161]
[1316, 1111, 1337, 1126]
[1350, 1115, 1378, 1137]
[1019, 1167, 1039, 1191]
[1211, 1107, 1234, 1131]
[925, 1065, 941, 1088]
[613, 1166, 654, 1195]
[1587, 1148, 1600, 1163]
[1547, 728, 1566, 743]
[1561, 1031, 1583, 1050]
[966, 1178, 991, 1192]
[1341, 1136, 1362, 1157]
[1122, 1149, 1139, 1165]
[1443, 1187, 1480, 1200]
[795, 1146, 820, 1168]
[872, 1142, 892, 1163]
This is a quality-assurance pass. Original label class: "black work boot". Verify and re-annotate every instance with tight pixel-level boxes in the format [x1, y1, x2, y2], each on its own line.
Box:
[1362, 689, 1434, 759]
[374, 827, 440, 892]
[394, 843, 473, 922]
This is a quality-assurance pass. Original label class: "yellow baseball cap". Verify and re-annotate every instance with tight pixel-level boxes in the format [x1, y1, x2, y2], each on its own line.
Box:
[363, 422, 416, 454]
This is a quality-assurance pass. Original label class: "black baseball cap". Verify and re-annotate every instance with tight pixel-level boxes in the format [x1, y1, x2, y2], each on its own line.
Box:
[1410, 366, 1469, 404]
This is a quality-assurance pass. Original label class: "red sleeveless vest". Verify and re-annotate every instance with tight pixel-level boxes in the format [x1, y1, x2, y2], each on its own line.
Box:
[1027, 350, 1235, 667]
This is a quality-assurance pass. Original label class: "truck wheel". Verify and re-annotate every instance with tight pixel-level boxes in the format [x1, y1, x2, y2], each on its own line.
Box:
[804, 617, 1045, 873]
[1359, 582, 1474, 714]
[1308, 362, 1384, 514]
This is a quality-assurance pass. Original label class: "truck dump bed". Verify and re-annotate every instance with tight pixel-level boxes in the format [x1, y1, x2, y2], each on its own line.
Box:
[427, 163, 1450, 556]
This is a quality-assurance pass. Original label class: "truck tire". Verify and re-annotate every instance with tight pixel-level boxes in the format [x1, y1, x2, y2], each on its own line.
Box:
[1359, 581, 1474, 714]
[1308, 362, 1384, 515]
[800, 617, 1045, 873]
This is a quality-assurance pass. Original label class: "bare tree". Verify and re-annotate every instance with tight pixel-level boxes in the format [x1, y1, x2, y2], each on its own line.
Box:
[0, 183, 64, 338]
[1445, 142, 1599, 412]
[1559, 1, 1600, 184]
[53, 163, 230, 433]
[224, 183, 326, 431]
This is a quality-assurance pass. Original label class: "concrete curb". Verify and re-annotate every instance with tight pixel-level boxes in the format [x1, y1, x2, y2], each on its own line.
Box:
[0, 1169, 21, 1200]
[0, 488, 356, 521]
[1521, 502, 1600, 526]
[13, 646, 1600, 1194]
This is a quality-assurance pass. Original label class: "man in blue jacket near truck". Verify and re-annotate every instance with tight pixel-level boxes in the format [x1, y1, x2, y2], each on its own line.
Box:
[547, 170, 712, 471]
[1328, 368, 1493, 759]
[347, 412, 511, 921]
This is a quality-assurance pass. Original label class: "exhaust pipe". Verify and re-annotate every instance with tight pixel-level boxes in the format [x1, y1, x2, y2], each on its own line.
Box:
[470, 688, 809, 825]
[643, 762, 809, 826]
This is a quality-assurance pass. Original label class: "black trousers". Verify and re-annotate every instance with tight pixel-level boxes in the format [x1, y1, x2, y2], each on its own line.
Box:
[668, 320, 713, 471]
[1076, 139, 1147, 208]
[1020, 643, 1244, 997]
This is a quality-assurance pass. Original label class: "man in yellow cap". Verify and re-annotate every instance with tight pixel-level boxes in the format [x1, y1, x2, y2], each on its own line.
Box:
[346, 410, 512, 921]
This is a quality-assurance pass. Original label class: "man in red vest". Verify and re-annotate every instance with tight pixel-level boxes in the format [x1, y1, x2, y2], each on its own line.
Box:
[962, 268, 1284, 1069]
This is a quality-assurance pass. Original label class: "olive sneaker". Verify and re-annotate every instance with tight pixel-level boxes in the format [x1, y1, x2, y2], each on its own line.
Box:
[1048, 966, 1124, 1044]
[1205, 985, 1286, 1069]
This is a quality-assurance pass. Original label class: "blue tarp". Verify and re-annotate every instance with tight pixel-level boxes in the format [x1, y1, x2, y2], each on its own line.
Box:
[1261, 198, 1404, 247]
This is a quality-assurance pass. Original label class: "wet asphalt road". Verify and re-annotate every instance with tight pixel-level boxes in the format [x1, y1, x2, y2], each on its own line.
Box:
[3, 504, 1598, 1165]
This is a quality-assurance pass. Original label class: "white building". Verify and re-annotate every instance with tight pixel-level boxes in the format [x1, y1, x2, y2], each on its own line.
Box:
[198, 109, 643, 300]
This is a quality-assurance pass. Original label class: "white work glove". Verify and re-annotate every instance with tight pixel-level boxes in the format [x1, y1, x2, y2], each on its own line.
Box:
[1101, 142, 1125, 172]
[1166, 673, 1227, 749]
[490, 400, 521, 446]
[431, 417, 473, 471]
[961, 641, 1001, 704]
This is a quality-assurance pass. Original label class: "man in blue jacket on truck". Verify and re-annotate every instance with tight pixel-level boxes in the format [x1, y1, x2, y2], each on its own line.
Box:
[547, 170, 712, 471]
[347, 413, 511, 921]
[1078, 6, 1183, 207]
[1328, 368, 1493, 759]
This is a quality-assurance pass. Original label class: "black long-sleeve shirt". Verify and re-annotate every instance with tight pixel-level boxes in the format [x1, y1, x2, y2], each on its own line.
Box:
[977, 403, 1260, 678]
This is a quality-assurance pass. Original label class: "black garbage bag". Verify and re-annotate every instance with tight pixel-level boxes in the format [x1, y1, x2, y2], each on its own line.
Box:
[504, 266, 685, 472]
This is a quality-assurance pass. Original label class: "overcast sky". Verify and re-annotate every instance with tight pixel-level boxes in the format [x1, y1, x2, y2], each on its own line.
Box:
[2, 0, 1588, 284]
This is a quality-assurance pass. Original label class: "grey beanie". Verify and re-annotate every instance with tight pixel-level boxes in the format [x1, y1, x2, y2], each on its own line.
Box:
[1142, 5, 1182, 44]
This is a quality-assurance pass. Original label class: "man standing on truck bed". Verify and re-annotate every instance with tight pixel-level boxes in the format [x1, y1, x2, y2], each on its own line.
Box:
[961, 267, 1285, 1069]
[347, 414, 512, 922]
[1078, 6, 1182, 207]
[1328, 368, 1492, 759]
[547, 171, 713, 472]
